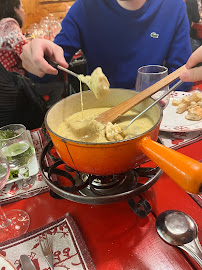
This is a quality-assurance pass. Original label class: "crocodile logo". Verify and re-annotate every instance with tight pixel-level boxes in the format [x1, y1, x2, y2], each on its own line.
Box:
[150, 32, 159, 39]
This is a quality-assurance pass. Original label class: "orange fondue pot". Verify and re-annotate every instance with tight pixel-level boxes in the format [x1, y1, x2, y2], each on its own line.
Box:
[45, 89, 202, 194]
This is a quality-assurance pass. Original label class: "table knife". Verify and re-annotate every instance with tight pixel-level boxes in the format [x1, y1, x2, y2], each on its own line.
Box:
[20, 255, 36, 270]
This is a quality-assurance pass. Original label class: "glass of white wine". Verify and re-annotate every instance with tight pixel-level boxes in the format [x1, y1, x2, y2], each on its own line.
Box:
[0, 124, 38, 198]
[135, 65, 170, 110]
[0, 149, 30, 242]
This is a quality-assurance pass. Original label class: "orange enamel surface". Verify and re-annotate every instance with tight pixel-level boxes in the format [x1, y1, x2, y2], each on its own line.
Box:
[48, 127, 160, 176]
[138, 136, 202, 194]
[45, 88, 162, 176]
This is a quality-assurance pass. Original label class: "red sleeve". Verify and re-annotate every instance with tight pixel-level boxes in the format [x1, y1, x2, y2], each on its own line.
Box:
[5, 20, 27, 56]
[13, 39, 27, 56]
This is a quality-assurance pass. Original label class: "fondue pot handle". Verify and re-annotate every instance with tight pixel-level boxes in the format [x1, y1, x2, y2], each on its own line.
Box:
[137, 136, 202, 194]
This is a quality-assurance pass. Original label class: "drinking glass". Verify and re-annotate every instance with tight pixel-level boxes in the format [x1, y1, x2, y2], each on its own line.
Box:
[0, 124, 38, 198]
[135, 65, 170, 109]
[0, 150, 30, 242]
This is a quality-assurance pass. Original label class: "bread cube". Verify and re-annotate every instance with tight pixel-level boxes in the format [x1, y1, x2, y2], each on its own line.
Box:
[181, 96, 190, 104]
[189, 91, 201, 103]
[185, 106, 202, 121]
[197, 101, 202, 108]
[176, 103, 189, 114]
[172, 99, 181, 106]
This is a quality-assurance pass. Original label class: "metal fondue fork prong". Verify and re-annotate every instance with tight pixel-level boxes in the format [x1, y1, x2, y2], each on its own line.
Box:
[119, 79, 183, 134]
[47, 59, 79, 79]
[39, 233, 54, 270]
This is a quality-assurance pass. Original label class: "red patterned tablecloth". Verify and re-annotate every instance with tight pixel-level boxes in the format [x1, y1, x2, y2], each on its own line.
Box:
[1, 128, 201, 270]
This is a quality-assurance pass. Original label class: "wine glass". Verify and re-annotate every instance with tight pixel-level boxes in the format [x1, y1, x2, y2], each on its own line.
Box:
[0, 124, 39, 198]
[135, 65, 170, 110]
[0, 150, 30, 242]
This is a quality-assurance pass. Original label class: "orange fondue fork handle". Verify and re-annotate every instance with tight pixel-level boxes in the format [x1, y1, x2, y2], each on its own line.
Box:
[138, 136, 202, 194]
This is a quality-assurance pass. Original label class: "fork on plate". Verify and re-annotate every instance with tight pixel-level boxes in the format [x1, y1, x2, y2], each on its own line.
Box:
[39, 233, 54, 270]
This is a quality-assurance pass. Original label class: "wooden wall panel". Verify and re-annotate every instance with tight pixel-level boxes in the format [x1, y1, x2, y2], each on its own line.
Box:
[22, 0, 75, 32]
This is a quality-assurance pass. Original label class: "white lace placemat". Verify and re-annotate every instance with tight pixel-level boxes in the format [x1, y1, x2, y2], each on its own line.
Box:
[0, 213, 96, 270]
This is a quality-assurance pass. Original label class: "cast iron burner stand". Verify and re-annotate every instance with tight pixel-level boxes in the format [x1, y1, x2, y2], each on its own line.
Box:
[40, 140, 163, 217]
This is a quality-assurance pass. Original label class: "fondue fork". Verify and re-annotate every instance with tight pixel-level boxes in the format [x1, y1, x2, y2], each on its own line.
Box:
[47, 59, 79, 79]
[47, 59, 93, 91]
[39, 234, 54, 270]
[95, 63, 202, 124]
[95, 65, 187, 124]
[120, 79, 183, 133]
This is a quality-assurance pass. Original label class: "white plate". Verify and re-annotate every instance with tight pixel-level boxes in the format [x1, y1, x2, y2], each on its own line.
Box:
[160, 91, 202, 132]
[0, 254, 16, 270]
[6, 130, 39, 185]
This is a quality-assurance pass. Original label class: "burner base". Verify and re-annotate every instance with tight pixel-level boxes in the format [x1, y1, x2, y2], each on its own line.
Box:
[39, 140, 163, 213]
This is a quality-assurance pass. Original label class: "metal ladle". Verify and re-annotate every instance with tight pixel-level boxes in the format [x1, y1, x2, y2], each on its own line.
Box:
[156, 210, 202, 267]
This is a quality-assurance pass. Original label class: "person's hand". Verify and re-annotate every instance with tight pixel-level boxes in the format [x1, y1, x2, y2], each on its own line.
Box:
[20, 38, 68, 77]
[180, 46, 202, 82]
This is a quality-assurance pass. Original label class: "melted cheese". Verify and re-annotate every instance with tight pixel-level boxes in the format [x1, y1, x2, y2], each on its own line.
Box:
[78, 67, 110, 99]
[56, 107, 154, 143]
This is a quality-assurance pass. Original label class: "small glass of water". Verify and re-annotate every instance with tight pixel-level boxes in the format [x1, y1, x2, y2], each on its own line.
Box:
[0, 124, 34, 168]
[135, 65, 170, 110]
[0, 124, 36, 197]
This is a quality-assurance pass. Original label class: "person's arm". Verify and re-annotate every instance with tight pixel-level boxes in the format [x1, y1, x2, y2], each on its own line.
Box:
[20, 38, 68, 77]
[6, 19, 27, 57]
[20, 0, 82, 78]
[180, 45, 202, 82]
[164, 2, 193, 91]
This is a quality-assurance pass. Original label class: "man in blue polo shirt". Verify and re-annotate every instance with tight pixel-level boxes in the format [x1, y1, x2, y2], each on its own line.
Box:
[21, 0, 193, 91]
